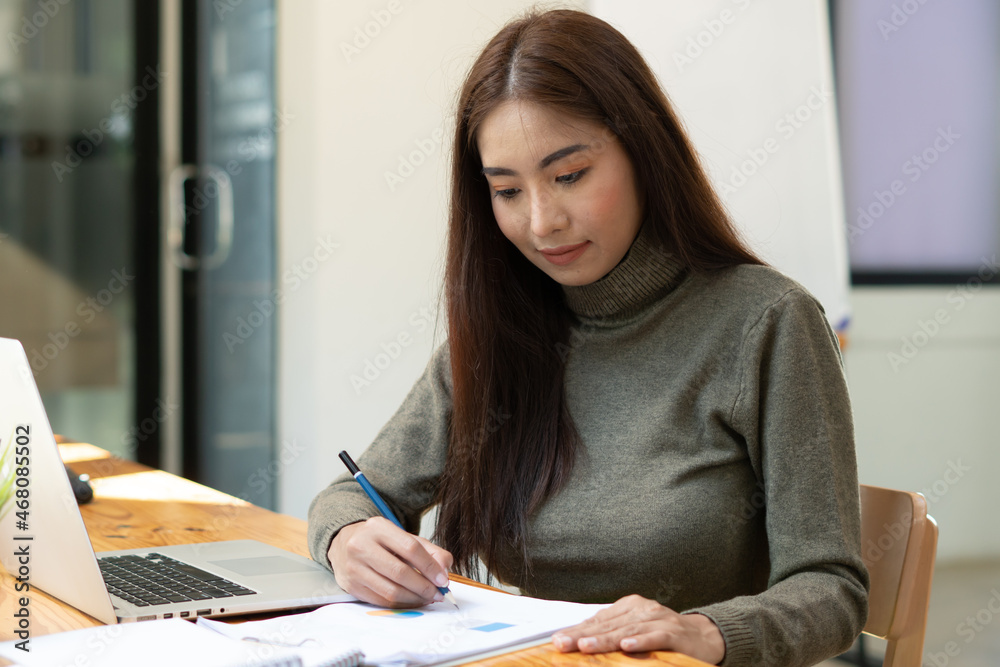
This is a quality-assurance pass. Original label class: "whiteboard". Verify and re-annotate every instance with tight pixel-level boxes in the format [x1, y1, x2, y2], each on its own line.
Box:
[589, 0, 851, 329]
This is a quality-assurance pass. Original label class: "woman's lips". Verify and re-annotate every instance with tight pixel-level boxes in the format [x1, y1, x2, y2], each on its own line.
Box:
[538, 241, 591, 266]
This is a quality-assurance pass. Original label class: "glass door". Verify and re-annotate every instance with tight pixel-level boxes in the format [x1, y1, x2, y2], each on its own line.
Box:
[169, 0, 277, 507]
[0, 0, 140, 458]
[1, 0, 278, 508]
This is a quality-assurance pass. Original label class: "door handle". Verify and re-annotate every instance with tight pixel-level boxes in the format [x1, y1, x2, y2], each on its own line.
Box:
[167, 164, 234, 270]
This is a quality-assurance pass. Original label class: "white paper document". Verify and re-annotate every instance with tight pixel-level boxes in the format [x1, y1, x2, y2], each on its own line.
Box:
[0, 617, 319, 667]
[199, 580, 609, 666]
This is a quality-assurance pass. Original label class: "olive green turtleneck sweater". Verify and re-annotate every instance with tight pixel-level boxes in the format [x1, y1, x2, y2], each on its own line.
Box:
[307, 224, 869, 667]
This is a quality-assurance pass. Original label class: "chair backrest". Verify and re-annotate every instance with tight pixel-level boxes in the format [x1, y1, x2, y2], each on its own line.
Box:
[859, 484, 939, 667]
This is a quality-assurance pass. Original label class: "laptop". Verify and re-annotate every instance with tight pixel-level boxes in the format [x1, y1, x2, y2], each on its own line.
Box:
[0, 336, 353, 624]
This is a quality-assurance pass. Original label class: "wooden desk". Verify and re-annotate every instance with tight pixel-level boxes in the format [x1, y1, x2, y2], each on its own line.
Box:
[0, 444, 710, 666]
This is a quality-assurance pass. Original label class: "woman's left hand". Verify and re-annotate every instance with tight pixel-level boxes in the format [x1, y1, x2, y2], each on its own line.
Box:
[551, 595, 726, 665]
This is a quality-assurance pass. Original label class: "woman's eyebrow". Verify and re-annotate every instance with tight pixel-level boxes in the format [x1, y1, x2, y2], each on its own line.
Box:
[481, 143, 589, 176]
[539, 144, 588, 169]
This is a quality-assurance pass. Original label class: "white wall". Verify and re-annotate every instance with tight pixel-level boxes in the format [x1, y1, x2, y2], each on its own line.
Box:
[276, 0, 585, 521]
[845, 287, 1000, 563]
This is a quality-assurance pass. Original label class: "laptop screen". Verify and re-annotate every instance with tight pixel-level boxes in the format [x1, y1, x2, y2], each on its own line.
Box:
[0, 337, 118, 624]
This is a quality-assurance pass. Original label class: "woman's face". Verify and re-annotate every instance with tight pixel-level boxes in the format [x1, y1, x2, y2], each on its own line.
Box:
[477, 101, 644, 286]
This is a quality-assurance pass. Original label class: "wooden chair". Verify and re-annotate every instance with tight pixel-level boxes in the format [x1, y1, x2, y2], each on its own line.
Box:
[857, 484, 939, 667]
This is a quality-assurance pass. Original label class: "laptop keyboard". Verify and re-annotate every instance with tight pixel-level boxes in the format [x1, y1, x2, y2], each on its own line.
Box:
[98, 553, 257, 607]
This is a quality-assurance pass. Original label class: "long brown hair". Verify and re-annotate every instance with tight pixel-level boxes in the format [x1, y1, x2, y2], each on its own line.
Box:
[435, 9, 762, 580]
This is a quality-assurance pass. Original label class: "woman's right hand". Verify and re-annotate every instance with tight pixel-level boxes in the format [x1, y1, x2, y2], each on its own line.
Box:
[328, 516, 455, 608]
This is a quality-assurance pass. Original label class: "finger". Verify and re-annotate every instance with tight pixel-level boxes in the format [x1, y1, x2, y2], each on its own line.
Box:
[554, 597, 679, 653]
[619, 630, 676, 653]
[554, 619, 635, 652]
[553, 620, 610, 647]
[576, 627, 642, 654]
[415, 535, 455, 576]
[576, 618, 681, 654]
[553, 620, 617, 651]
[340, 545, 443, 607]
[365, 537, 446, 603]
[378, 530, 452, 592]
[554, 596, 652, 642]
[352, 570, 430, 608]
[339, 520, 443, 604]
[329, 544, 420, 607]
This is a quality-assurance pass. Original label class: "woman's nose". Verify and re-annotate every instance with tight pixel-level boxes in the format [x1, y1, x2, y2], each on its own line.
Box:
[529, 189, 568, 237]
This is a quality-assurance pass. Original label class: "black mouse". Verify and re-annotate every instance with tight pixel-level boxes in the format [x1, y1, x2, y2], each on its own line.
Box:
[65, 464, 94, 504]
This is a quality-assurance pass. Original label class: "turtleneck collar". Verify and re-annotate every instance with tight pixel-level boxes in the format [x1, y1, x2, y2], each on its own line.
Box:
[561, 221, 687, 322]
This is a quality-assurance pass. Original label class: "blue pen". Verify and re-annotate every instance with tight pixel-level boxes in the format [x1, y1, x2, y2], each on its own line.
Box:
[338, 450, 458, 608]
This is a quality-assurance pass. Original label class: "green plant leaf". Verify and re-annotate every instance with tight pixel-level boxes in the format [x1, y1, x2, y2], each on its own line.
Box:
[0, 430, 16, 521]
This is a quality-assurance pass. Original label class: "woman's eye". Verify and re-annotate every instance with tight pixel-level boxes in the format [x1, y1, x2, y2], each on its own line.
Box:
[494, 188, 519, 200]
[556, 168, 588, 185]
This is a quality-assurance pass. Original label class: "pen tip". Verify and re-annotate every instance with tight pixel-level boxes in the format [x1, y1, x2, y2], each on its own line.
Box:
[445, 592, 459, 609]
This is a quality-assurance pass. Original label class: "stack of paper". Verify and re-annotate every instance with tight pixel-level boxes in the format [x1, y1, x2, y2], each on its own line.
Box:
[199, 580, 608, 666]
[0, 581, 606, 667]
[0, 617, 360, 667]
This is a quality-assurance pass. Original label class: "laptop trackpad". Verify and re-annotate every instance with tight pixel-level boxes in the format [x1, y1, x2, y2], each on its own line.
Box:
[208, 556, 319, 576]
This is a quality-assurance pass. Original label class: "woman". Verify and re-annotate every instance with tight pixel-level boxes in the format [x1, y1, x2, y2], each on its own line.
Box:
[308, 9, 868, 666]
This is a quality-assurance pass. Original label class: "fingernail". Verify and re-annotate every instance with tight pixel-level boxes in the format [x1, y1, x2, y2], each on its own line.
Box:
[433, 592, 444, 602]
[552, 634, 569, 650]
[622, 638, 637, 650]
[580, 638, 596, 650]
[435, 574, 449, 587]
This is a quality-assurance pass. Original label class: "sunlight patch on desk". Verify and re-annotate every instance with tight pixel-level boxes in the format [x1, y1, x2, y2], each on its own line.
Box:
[91, 470, 250, 505]
[59, 442, 115, 463]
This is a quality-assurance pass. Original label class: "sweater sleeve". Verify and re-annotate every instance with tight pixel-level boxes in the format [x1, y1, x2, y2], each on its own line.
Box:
[307, 342, 453, 571]
[683, 288, 870, 667]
